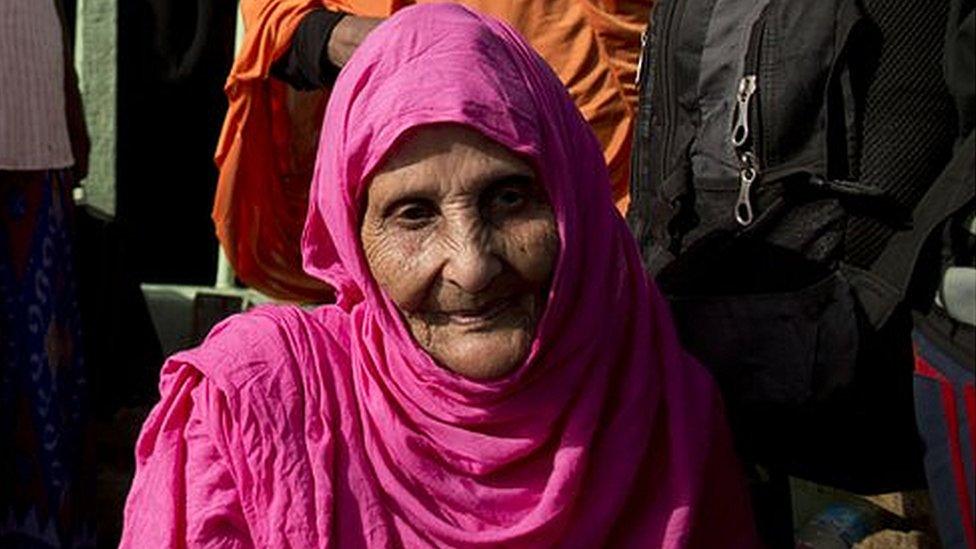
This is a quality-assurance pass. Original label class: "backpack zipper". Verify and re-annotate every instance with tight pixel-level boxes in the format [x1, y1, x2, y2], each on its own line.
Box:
[732, 75, 757, 149]
[656, 0, 682, 191]
[731, 6, 769, 227]
[635, 27, 649, 87]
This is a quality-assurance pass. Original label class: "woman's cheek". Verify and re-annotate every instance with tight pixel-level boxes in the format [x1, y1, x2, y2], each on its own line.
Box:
[503, 219, 558, 284]
[373, 229, 440, 310]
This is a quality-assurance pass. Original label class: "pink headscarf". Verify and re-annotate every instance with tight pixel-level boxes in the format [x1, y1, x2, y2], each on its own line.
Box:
[122, 5, 758, 547]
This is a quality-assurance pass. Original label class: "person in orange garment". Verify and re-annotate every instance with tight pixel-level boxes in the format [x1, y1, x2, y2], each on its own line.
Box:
[214, 0, 649, 301]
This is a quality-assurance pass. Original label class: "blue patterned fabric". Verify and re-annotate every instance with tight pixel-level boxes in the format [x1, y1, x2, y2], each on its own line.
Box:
[0, 170, 94, 548]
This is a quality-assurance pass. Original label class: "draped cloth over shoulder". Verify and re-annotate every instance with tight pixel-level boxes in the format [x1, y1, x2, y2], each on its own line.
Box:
[214, 0, 646, 300]
[124, 6, 758, 547]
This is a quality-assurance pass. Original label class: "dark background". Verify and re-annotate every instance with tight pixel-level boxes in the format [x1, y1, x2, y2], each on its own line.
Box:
[67, 0, 238, 417]
[63, 1, 238, 545]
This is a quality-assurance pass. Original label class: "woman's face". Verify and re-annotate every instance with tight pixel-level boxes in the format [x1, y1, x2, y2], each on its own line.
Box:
[361, 125, 558, 379]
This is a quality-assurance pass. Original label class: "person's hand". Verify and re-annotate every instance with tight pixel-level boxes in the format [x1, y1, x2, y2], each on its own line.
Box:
[328, 16, 384, 68]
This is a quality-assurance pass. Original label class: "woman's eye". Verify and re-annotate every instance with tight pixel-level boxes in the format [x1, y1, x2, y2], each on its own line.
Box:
[486, 178, 535, 213]
[495, 189, 526, 208]
[392, 202, 436, 227]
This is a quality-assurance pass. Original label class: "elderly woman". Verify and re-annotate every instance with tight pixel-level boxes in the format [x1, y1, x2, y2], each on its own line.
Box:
[121, 5, 758, 547]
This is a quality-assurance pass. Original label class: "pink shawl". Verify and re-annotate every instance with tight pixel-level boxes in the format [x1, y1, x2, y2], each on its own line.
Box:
[121, 5, 758, 547]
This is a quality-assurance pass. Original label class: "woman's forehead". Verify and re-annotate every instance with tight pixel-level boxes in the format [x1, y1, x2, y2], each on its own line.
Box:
[377, 125, 529, 171]
[366, 125, 536, 198]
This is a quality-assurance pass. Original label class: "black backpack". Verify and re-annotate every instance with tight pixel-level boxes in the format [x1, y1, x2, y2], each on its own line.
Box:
[627, 0, 962, 491]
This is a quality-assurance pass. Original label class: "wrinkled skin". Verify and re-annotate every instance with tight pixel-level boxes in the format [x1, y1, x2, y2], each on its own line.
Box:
[361, 125, 558, 379]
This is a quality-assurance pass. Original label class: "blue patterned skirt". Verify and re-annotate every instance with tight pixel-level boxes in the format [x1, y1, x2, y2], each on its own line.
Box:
[0, 169, 94, 548]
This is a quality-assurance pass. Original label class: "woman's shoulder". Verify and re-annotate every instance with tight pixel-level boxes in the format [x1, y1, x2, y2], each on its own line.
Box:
[167, 303, 352, 409]
[126, 304, 347, 545]
[153, 303, 352, 456]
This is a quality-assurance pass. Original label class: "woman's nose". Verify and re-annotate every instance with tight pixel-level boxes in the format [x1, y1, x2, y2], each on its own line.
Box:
[441, 233, 502, 294]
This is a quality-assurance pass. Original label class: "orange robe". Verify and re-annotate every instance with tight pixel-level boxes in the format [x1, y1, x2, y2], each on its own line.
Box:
[214, 0, 649, 301]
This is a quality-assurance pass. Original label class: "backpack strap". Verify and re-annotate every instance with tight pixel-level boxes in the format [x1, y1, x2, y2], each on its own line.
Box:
[847, 130, 976, 328]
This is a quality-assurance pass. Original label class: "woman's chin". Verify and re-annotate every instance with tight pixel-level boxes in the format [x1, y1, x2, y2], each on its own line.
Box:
[430, 328, 534, 380]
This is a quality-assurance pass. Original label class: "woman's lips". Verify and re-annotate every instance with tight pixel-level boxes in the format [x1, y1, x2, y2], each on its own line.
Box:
[443, 298, 514, 326]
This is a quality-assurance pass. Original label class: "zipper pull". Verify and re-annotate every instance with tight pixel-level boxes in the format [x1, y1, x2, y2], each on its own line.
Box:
[635, 28, 648, 87]
[731, 75, 757, 148]
[735, 151, 759, 226]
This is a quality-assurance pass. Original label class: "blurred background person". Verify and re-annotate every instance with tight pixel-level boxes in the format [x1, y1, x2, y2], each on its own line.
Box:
[0, 0, 95, 546]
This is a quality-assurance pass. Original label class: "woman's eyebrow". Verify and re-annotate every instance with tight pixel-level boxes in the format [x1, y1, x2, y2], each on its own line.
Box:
[470, 165, 535, 189]
[397, 162, 534, 190]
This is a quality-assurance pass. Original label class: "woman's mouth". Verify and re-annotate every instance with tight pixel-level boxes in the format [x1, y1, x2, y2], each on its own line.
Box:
[443, 298, 514, 327]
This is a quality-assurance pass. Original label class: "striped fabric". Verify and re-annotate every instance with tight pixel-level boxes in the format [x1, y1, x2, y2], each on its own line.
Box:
[914, 331, 976, 549]
[0, 0, 74, 170]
